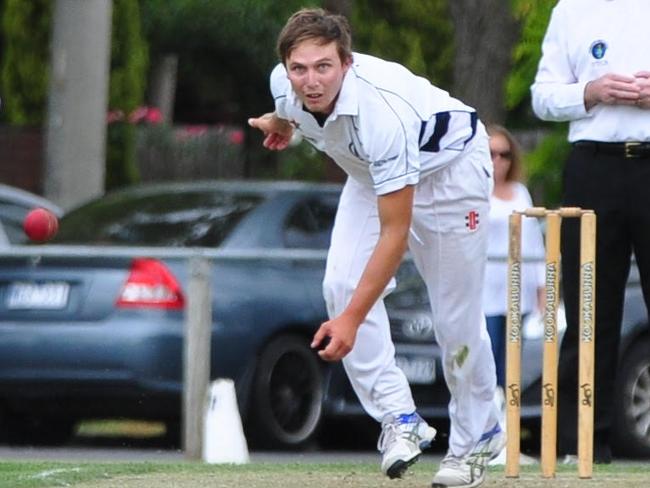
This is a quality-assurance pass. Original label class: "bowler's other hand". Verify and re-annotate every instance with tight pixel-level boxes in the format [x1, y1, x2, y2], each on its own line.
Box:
[584, 73, 640, 109]
[311, 315, 358, 362]
[248, 113, 293, 150]
[634, 71, 650, 109]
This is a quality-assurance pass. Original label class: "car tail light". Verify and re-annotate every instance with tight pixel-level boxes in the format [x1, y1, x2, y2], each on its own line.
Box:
[116, 258, 185, 309]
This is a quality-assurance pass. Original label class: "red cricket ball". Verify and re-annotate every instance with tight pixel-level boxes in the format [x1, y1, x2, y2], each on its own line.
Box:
[23, 207, 59, 242]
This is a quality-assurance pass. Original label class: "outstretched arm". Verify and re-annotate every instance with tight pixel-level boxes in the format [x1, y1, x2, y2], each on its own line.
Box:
[248, 112, 294, 151]
[311, 185, 415, 361]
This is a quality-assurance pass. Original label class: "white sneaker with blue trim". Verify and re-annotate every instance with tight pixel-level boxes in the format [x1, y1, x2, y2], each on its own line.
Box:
[377, 412, 437, 479]
[431, 422, 505, 488]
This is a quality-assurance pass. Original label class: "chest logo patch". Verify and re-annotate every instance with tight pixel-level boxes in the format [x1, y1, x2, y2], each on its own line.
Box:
[590, 40, 607, 60]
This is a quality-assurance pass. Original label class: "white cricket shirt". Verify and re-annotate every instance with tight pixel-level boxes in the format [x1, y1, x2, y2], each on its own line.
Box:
[271, 53, 478, 195]
[531, 0, 650, 142]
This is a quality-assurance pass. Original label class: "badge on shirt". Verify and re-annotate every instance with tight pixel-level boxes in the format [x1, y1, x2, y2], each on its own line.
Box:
[590, 40, 607, 60]
[465, 210, 480, 232]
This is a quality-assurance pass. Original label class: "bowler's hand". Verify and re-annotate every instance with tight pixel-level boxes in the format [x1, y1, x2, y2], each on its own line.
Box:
[634, 71, 650, 109]
[584, 73, 640, 110]
[248, 113, 294, 150]
[311, 315, 358, 362]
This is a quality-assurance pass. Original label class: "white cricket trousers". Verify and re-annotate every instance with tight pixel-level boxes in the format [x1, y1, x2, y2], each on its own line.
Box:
[323, 131, 500, 457]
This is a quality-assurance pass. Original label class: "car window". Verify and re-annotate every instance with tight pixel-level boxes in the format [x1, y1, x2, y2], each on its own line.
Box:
[283, 195, 338, 249]
[0, 221, 9, 247]
[0, 200, 31, 244]
[55, 190, 263, 247]
[385, 261, 430, 309]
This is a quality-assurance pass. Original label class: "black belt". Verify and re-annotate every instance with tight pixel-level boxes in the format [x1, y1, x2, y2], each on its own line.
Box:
[573, 140, 650, 159]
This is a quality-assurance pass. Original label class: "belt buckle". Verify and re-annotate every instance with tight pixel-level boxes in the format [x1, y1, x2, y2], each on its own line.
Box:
[624, 142, 641, 158]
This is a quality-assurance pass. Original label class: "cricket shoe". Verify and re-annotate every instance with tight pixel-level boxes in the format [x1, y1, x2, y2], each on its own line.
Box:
[431, 423, 505, 488]
[378, 412, 436, 479]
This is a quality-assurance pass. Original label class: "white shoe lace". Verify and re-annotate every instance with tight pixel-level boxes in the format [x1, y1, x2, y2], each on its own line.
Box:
[440, 452, 463, 468]
[377, 423, 398, 453]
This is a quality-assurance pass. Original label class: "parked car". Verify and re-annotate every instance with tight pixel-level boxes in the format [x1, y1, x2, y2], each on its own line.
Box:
[0, 180, 648, 457]
[0, 183, 63, 246]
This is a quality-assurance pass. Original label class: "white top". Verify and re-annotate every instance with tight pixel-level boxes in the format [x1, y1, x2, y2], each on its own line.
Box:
[530, 0, 650, 142]
[483, 183, 545, 316]
[271, 53, 478, 195]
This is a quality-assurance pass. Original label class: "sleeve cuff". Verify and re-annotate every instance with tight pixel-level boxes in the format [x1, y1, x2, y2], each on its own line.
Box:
[373, 172, 419, 196]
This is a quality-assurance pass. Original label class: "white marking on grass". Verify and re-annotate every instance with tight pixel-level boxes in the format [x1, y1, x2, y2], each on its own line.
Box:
[27, 466, 83, 486]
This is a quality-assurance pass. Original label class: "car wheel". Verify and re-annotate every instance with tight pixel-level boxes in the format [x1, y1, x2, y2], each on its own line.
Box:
[249, 335, 324, 449]
[613, 338, 650, 457]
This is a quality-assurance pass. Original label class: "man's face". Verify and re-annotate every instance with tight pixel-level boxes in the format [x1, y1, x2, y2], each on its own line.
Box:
[285, 39, 351, 116]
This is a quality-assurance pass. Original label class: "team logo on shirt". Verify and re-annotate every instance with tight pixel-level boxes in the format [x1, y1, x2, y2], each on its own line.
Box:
[590, 40, 607, 60]
[348, 141, 362, 159]
[465, 210, 480, 231]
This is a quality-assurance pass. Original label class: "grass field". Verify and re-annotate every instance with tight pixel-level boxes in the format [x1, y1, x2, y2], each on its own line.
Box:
[2, 460, 650, 488]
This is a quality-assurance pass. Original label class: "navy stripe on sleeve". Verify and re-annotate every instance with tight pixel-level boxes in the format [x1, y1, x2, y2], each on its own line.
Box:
[420, 112, 450, 152]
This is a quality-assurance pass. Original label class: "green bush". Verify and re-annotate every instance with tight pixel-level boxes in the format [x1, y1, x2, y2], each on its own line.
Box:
[276, 140, 326, 182]
[106, 0, 149, 191]
[0, 0, 148, 191]
[0, 0, 51, 125]
[526, 125, 570, 208]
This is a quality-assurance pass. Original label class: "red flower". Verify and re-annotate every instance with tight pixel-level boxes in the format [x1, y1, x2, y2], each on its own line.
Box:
[107, 109, 125, 123]
[106, 106, 165, 125]
[228, 129, 244, 145]
[144, 107, 163, 124]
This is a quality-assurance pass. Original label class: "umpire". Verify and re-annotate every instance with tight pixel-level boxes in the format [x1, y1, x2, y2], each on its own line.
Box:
[531, 0, 650, 464]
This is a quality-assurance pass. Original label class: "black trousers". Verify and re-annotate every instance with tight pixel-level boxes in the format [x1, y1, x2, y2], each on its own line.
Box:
[557, 144, 650, 455]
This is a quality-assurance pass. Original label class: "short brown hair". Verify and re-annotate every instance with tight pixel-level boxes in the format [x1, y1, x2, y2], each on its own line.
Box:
[486, 124, 525, 182]
[276, 8, 352, 65]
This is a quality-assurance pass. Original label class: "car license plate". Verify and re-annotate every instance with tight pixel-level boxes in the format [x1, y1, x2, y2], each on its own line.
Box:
[6, 282, 70, 310]
[396, 356, 436, 384]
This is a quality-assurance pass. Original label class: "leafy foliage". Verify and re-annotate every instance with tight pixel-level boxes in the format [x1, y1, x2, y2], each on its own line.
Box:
[109, 0, 148, 114]
[507, 0, 568, 207]
[0, 0, 149, 190]
[139, 0, 321, 178]
[351, 0, 453, 87]
[140, 0, 317, 123]
[275, 139, 326, 182]
[106, 0, 149, 191]
[506, 0, 555, 112]
[0, 0, 51, 125]
[526, 124, 570, 207]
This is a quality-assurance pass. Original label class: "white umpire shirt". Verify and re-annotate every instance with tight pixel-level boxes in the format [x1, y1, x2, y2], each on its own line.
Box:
[271, 52, 478, 196]
[531, 0, 650, 142]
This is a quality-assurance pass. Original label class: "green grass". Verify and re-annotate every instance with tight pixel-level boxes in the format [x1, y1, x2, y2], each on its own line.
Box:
[2, 460, 650, 488]
[1, 461, 202, 488]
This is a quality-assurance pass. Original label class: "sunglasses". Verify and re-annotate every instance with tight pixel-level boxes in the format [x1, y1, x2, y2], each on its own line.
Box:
[490, 150, 512, 160]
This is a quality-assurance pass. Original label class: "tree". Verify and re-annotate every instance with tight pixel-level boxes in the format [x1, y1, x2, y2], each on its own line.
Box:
[506, 0, 556, 114]
[323, 0, 352, 16]
[351, 0, 453, 88]
[448, 0, 519, 125]
[140, 0, 319, 177]
[1, 0, 149, 194]
[508, 0, 567, 207]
